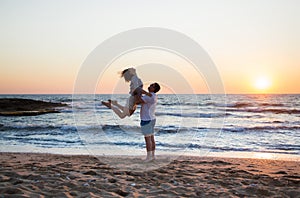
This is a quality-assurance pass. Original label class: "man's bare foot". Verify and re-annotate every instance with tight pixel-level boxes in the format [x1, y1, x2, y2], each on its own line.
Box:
[101, 101, 111, 109]
[144, 157, 153, 162]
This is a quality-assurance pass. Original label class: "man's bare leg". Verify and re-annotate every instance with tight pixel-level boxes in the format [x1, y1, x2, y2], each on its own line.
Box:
[150, 135, 156, 160]
[144, 136, 153, 161]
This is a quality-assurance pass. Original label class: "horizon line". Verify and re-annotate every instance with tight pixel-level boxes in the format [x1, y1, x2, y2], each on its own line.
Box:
[0, 93, 299, 95]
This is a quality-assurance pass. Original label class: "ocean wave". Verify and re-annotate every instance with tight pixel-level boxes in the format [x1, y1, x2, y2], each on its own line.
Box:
[218, 102, 251, 108]
[0, 124, 141, 134]
[259, 103, 285, 107]
[268, 144, 300, 151]
[160, 102, 251, 108]
[6, 136, 81, 144]
[83, 141, 299, 155]
[223, 125, 300, 132]
[156, 112, 229, 118]
[160, 102, 181, 106]
[217, 102, 286, 108]
[0, 127, 82, 148]
[101, 124, 300, 134]
[160, 102, 215, 107]
[59, 109, 73, 113]
[1, 123, 299, 135]
[228, 108, 300, 114]
[0, 125, 57, 131]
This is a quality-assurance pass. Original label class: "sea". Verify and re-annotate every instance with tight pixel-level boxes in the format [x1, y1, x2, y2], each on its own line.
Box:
[0, 94, 299, 161]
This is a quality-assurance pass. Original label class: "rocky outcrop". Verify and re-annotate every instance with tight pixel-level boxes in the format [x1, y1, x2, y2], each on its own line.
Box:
[0, 98, 67, 116]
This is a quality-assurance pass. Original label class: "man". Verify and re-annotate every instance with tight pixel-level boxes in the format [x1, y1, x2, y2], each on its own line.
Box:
[103, 82, 160, 161]
[139, 83, 160, 161]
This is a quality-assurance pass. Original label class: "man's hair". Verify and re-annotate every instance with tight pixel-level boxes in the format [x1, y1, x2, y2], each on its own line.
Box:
[153, 83, 160, 93]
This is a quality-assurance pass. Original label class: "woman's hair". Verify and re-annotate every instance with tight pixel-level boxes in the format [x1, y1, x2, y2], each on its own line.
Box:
[120, 69, 128, 77]
[121, 68, 136, 82]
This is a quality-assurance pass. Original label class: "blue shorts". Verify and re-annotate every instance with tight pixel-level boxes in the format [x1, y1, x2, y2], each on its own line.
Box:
[140, 119, 156, 136]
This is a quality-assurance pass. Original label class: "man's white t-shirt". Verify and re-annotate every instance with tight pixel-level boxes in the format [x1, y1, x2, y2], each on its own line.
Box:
[140, 92, 157, 121]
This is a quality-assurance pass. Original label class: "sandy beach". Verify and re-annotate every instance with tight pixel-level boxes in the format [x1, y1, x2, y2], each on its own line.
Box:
[0, 152, 299, 197]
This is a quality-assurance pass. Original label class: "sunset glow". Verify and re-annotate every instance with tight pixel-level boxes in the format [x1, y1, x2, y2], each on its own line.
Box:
[0, 1, 299, 94]
[254, 76, 272, 91]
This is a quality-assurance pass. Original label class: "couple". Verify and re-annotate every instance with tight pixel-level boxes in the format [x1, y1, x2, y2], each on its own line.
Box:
[102, 68, 160, 161]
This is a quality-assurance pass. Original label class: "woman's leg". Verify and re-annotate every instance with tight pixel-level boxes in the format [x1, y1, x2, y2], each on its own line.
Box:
[111, 105, 127, 119]
[110, 100, 126, 111]
[111, 100, 136, 117]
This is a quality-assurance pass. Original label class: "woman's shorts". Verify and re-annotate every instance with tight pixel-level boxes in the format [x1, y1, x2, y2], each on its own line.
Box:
[140, 119, 156, 136]
[126, 96, 135, 110]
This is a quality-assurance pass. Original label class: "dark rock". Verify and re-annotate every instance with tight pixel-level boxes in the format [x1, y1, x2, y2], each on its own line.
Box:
[108, 178, 117, 183]
[0, 98, 67, 116]
[115, 189, 129, 197]
[83, 170, 97, 176]
[273, 171, 287, 175]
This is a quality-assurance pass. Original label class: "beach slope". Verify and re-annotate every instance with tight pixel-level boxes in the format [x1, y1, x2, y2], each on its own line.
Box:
[0, 153, 299, 197]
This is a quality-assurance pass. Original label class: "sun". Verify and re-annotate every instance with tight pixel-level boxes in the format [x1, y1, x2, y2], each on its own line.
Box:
[254, 76, 271, 91]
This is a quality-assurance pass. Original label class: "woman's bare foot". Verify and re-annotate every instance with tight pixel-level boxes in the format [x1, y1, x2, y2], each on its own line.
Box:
[101, 101, 111, 109]
[108, 99, 118, 105]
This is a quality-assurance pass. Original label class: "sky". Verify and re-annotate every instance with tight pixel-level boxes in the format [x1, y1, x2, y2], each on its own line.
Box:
[0, 0, 299, 94]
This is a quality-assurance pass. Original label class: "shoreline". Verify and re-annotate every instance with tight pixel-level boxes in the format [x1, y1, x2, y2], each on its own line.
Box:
[1, 146, 299, 162]
[0, 152, 299, 197]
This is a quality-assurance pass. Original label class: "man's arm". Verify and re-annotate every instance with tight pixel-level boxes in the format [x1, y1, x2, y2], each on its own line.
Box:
[136, 96, 145, 104]
[141, 89, 152, 97]
[140, 94, 155, 105]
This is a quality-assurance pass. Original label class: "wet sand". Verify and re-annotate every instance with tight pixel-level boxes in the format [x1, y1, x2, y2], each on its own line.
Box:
[0, 152, 299, 197]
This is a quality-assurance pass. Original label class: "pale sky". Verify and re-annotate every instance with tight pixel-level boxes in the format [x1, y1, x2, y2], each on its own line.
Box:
[0, 0, 299, 94]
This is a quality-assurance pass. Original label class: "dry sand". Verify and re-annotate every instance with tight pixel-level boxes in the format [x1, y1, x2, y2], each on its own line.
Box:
[0, 152, 299, 197]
